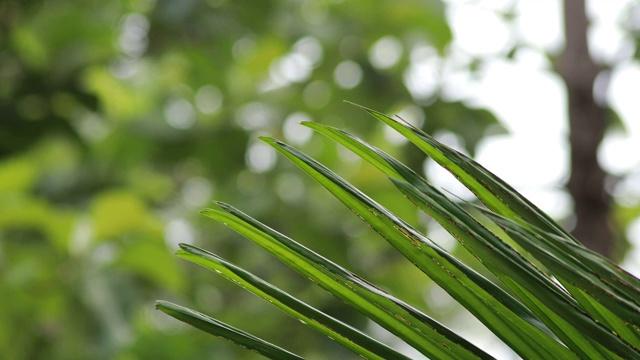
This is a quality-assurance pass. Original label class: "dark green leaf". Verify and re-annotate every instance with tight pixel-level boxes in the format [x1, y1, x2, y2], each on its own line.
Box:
[176, 243, 412, 360]
[202, 203, 491, 360]
[155, 300, 304, 360]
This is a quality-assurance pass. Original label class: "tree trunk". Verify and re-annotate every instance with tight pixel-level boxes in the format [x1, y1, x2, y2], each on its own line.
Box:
[559, 0, 614, 257]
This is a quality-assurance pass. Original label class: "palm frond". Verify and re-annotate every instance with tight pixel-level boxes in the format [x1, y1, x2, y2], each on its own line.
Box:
[158, 104, 640, 360]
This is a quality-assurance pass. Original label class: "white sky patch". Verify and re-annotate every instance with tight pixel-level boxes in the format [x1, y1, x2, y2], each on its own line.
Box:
[599, 130, 640, 175]
[587, 0, 630, 23]
[608, 61, 640, 134]
[438, 0, 640, 277]
[404, 47, 440, 100]
[447, 4, 512, 55]
[476, 135, 567, 187]
[473, 59, 568, 137]
[440, 68, 476, 102]
[513, 46, 553, 69]
[621, 217, 640, 276]
[589, 22, 631, 64]
[469, 57, 571, 215]
[604, 60, 640, 177]
[515, 0, 563, 52]
[613, 171, 640, 208]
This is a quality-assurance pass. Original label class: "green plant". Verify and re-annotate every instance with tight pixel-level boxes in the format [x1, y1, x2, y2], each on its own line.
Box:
[157, 104, 640, 359]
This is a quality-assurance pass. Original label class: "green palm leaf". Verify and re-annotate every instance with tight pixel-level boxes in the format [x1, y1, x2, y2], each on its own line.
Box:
[301, 121, 636, 358]
[157, 104, 640, 360]
[261, 136, 577, 360]
[480, 211, 640, 348]
[201, 202, 491, 360]
[155, 301, 304, 360]
[348, 102, 573, 242]
[394, 178, 634, 359]
[174, 243, 412, 360]
[355, 104, 640, 298]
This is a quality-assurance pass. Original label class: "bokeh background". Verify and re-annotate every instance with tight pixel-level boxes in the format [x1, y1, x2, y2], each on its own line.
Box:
[2, 0, 640, 359]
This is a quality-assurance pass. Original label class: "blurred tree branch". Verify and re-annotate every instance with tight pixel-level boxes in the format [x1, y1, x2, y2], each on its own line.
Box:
[559, 0, 613, 257]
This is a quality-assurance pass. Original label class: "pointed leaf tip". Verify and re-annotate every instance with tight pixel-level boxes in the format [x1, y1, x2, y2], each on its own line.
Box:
[213, 201, 232, 209]
[199, 208, 215, 215]
[258, 136, 279, 144]
[299, 121, 314, 127]
[178, 243, 191, 251]
[154, 300, 162, 309]
[343, 100, 374, 112]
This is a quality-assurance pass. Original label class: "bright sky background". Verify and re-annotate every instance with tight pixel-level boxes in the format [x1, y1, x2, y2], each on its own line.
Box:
[434, 0, 640, 267]
[404, 1, 640, 358]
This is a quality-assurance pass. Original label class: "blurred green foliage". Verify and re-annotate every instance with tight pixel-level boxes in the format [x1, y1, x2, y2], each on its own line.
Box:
[0, 0, 510, 358]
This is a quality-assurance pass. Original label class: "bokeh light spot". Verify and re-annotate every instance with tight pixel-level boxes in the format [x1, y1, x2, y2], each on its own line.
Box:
[334, 60, 363, 89]
[182, 177, 213, 207]
[232, 36, 257, 63]
[283, 112, 313, 145]
[246, 141, 277, 173]
[293, 36, 324, 66]
[119, 13, 149, 57]
[369, 36, 403, 70]
[165, 98, 196, 129]
[235, 102, 274, 130]
[195, 85, 223, 115]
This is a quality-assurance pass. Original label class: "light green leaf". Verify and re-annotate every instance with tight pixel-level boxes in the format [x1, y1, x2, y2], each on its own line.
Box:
[176, 243, 412, 360]
[393, 178, 631, 359]
[351, 102, 574, 243]
[479, 211, 640, 349]
[301, 121, 627, 358]
[202, 202, 491, 360]
[261, 136, 579, 360]
[155, 300, 304, 360]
